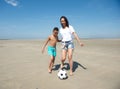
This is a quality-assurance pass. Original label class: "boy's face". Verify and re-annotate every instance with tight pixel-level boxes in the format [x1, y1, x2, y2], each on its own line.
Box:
[53, 30, 58, 37]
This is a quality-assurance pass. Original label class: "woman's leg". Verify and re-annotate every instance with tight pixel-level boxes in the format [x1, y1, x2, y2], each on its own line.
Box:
[61, 50, 67, 69]
[68, 48, 73, 75]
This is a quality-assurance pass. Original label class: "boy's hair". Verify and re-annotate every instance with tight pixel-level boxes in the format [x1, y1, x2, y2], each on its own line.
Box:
[60, 16, 69, 28]
[53, 27, 59, 32]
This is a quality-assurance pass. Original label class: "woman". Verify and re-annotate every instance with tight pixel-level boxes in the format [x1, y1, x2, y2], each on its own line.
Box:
[59, 16, 84, 75]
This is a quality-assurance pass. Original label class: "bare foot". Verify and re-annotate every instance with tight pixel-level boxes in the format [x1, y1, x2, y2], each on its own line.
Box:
[60, 64, 64, 69]
[48, 69, 52, 73]
[70, 71, 73, 76]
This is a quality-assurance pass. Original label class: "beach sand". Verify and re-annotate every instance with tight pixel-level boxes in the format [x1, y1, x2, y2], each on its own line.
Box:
[0, 39, 120, 89]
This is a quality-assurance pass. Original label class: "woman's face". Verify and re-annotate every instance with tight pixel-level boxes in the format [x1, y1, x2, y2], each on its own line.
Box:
[60, 18, 66, 27]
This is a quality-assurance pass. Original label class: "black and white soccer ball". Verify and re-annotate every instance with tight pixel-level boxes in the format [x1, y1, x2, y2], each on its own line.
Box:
[57, 69, 68, 80]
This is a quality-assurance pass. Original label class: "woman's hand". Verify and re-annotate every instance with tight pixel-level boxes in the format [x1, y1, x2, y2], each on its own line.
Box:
[73, 32, 84, 47]
[80, 43, 84, 47]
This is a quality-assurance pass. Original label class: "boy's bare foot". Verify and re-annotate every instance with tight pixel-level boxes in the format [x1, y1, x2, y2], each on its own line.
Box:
[48, 69, 52, 73]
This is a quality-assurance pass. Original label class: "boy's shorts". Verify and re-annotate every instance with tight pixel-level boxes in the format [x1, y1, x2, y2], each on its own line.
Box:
[62, 41, 74, 50]
[48, 46, 56, 57]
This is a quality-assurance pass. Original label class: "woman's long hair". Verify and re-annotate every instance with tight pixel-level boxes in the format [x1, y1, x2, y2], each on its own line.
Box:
[60, 16, 69, 28]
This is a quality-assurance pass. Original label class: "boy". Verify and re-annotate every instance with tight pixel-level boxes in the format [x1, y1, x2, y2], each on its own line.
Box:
[42, 27, 61, 73]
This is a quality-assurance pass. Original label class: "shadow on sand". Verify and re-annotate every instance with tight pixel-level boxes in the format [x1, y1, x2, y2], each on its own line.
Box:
[52, 61, 87, 72]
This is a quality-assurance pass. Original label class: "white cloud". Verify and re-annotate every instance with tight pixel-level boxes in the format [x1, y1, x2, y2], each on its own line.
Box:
[4, 0, 19, 7]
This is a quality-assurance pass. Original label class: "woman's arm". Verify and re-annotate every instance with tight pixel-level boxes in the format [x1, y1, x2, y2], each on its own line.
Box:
[41, 37, 50, 53]
[73, 32, 84, 46]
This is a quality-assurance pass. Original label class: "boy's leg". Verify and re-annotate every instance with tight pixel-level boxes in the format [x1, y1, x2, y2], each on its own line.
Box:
[52, 56, 55, 67]
[52, 49, 56, 67]
[48, 56, 55, 73]
[61, 49, 67, 69]
[68, 48, 73, 75]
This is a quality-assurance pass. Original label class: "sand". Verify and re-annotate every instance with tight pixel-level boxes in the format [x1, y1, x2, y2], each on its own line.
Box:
[0, 39, 120, 89]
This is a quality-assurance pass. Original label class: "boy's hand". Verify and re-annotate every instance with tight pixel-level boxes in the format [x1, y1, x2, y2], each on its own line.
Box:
[41, 49, 44, 54]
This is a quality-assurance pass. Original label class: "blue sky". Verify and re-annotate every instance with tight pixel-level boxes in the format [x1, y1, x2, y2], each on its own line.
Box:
[0, 0, 120, 39]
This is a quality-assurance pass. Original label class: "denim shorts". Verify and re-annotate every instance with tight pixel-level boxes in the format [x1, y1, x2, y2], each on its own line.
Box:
[62, 41, 74, 50]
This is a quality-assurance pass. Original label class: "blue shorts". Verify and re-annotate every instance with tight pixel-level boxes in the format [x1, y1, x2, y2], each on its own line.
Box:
[48, 46, 56, 57]
[62, 41, 74, 50]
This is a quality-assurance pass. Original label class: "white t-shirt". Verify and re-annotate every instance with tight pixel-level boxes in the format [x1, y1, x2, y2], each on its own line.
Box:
[60, 25, 75, 41]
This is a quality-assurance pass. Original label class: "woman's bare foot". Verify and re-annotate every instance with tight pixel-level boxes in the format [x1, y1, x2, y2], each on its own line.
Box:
[60, 64, 64, 69]
[70, 71, 73, 76]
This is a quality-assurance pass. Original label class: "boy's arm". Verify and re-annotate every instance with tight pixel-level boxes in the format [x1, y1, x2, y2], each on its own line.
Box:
[42, 37, 50, 53]
[57, 36, 62, 42]
[73, 32, 84, 46]
[58, 39, 62, 42]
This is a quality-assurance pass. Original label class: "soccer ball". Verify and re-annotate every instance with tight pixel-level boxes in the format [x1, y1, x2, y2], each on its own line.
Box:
[57, 69, 68, 80]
